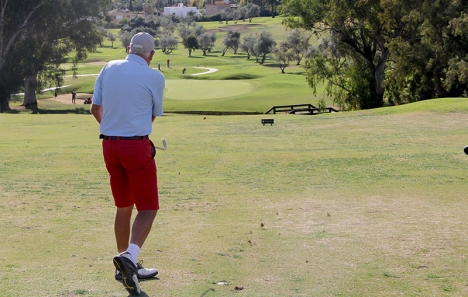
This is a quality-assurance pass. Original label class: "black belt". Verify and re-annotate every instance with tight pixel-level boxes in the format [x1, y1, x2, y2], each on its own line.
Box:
[100, 134, 148, 140]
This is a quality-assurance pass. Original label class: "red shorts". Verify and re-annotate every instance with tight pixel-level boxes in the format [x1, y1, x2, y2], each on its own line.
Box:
[102, 138, 159, 211]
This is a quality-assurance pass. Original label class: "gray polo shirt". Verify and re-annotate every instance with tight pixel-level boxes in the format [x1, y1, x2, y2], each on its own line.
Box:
[93, 54, 165, 137]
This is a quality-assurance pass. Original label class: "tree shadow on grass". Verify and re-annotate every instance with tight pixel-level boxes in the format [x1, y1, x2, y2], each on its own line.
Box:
[27, 107, 92, 115]
[126, 290, 150, 297]
[118, 277, 159, 297]
[116, 277, 159, 297]
[261, 62, 281, 68]
[227, 55, 248, 59]
[220, 73, 262, 80]
[260, 62, 308, 75]
[200, 288, 215, 296]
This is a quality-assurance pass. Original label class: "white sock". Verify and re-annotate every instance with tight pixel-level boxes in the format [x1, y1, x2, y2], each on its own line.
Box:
[126, 243, 141, 264]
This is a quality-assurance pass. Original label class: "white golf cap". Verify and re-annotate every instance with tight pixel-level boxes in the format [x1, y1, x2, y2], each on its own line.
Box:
[129, 32, 155, 54]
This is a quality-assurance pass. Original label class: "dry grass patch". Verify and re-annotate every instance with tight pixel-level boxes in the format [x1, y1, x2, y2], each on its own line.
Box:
[2, 101, 468, 296]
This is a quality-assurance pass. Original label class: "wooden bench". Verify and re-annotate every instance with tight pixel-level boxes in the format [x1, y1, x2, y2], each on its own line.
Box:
[261, 119, 274, 125]
[264, 104, 317, 114]
[264, 104, 339, 115]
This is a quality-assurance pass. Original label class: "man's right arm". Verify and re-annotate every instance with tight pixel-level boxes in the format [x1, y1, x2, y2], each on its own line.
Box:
[90, 104, 103, 124]
[91, 65, 106, 124]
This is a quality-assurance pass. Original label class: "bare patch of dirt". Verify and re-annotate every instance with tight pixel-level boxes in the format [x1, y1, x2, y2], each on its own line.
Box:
[85, 61, 107, 65]
[9, 93, 92, 110]
[10, 105, 26, 111]
[44, 93, 92, 105]
[209, 23, 262, 33]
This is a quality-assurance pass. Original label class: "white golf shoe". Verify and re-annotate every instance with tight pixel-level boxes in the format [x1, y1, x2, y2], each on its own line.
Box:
[115, 260, 158, 280]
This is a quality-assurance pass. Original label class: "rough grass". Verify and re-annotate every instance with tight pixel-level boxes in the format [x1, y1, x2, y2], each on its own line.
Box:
[2, 99, 468, 296]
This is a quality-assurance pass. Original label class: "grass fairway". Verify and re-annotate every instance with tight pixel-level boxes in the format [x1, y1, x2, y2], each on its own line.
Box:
[165, 79, 253, 100]
[2, 99, 468, 296]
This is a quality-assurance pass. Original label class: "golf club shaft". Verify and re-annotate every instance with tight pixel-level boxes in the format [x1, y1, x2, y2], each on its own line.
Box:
[154, 138, 166, 150]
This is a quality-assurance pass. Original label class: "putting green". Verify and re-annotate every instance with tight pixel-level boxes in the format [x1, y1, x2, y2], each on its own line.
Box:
[165, 79, 253, 100]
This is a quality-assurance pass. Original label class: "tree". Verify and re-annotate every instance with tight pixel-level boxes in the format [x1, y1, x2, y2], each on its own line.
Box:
[121, 14, 161, 38]
[20, 0, 108, 109]
[222, 30, 241, 56]
[160, 14, 176, 35]
[0, 0, 49, 73]
[238, 5, 248, 22]
[446, 11, 468, 90]
[282, 0, 417, 110]
[120, 31, 132, 49]
[273, 48, 290, 74]
[245, 3, 260, 22]
[158, 35, 178, 54]
[97, 26, 108, 46]
[220, 8, 232, 24]
[0, 0, 50, 111]
[385, 0, 468, 104]
[231, 9, 241, 24]
[284, 29, 312, 65]
[108, 32, 116, 47]
[254, 31, 276, 64]
[185, 10, 197, 24]
[189, 0, 204, 9]
[0, 0, 109, 111]
[0, 48, 27, 112]
[198, 32, 216, 56]
[191, 24, 205, 37]
[237, 2, 260, 21]
[240, 33, 256, 59]
[263, 0, 279, 17]
[178, 23, 191, 40]
[305, 38, 377, 110]
[274, 42, 295, 73]
[183, 35, 199, 56]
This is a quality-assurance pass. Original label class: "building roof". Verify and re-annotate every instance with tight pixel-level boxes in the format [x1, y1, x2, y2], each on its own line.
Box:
[108, 9, 131, 14]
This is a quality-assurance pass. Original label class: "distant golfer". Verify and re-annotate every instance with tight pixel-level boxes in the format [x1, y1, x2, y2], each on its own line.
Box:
[71, 91, 76, 104]
[166, 59, 170, 68]
[90, 32, 165, 295]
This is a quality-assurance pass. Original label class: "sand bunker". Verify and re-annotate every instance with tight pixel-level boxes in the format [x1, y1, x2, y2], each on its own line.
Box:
[44, 93, 92, 105]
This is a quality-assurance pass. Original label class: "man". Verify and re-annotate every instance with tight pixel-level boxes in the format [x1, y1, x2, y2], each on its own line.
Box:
[90, 32, 164, 296]
[72, 91, 76, 104]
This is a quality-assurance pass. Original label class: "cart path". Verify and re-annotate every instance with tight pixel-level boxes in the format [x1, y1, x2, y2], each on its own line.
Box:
[24, 66, 219, 105]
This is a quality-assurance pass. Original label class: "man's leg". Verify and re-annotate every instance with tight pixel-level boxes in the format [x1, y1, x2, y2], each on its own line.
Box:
[115, 206, 133, 253]
[122, 210, 157, 265]
[114, 210, 158, 282]
[130, 210, 157, 249]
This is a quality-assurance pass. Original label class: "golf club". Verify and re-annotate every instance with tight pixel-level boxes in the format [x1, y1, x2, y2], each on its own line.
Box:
[154, 138, 167, 150]
[464, 145, 468, 155]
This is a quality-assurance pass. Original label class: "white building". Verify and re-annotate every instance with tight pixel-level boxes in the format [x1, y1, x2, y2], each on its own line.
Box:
[108, 9, 133, 23]
[164, 3, 199, 17]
